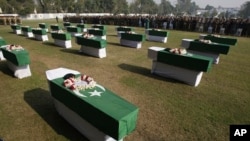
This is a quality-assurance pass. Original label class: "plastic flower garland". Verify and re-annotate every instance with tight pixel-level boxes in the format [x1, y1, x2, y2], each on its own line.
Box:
[169, 48, 187, 55]
[63, 73, 96, 91]
[199, 39, 212, 44]
[6, 44, 23, 51]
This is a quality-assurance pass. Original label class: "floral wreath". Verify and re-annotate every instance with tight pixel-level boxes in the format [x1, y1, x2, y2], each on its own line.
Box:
[82, 32, 94, 39]
[199, 39, 212, 44]
[169, 48, 187, 55]
[63, 73, 96, 91]
[6, 44, 23, 51]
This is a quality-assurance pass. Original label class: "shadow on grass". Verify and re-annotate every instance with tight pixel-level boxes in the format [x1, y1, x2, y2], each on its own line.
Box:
[24, 88, 89, 141]
[42, 42, 62, 48]
[118, 63, 183, 84]
[0, 61, 14, 78]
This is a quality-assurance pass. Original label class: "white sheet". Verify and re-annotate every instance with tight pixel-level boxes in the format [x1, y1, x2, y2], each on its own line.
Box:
[146, 35, 167, 43]
[120, 39, 142, 49]
[34, 34, 49, 41]
[80, 45, 106, 58]
[7, 61, 32, 79]
[54, 39, 72, 48]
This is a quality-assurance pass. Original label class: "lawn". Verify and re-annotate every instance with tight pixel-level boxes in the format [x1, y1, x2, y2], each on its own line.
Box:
[0, 19, 250, 141]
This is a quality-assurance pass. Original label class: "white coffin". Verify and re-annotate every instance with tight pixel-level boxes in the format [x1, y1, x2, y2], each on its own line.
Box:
[13, 29, 22, 35]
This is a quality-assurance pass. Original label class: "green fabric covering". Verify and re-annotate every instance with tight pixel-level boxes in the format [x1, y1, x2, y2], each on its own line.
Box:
[63, 22, 71, 27]
[49, 77, 139, 140]
[116, 27, 133, 32]
[66, 26, 81, 33]
[51, 32, 71, 40]
[11, 24, 21, 30]
[121, 33, 145, 41]
[92, 25, 106, 30]
[0, 37, 7, 46]
[157, 48, 213, 72]
[76, 36, 107, 48]
[77, 24, 87, 29]
[1, 48, 30, 66]
[21, 26, 32, 32]
[203, 35, 237, 45]
[148, 30, 169, 37]
[39, 23, 48, 29]
[88, 29, 106, 36]
[190, 40, 230, 54]
[32, 28, 47, 35]
[50, 25, 62, 30]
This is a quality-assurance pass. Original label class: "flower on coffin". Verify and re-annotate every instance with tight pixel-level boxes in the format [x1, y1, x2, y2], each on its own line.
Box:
[63, 73, 96, 91]
[57, 30, 64, 33]
[199, 39, 212, 44]
[170, 48, 187, 55]
[82, 32, 94, 39]
[211, 34, 220, 37]
[125, 31, 134, 34]
[6, 44, 23, 51]
[152, 28, 160, 31]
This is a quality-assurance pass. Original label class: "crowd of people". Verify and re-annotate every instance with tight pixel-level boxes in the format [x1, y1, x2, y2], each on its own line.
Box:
[64, 15, 250, 37]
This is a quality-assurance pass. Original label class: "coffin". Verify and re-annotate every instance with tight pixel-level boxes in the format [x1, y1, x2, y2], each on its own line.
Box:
[92, 25, 106, 30]
[50, 24, 62, 31]
[181, 39, 230, 64]
[87, 29, 107, 40]
[148, 47, 213, 86]
[120, 33, 145, 48]
[199, 34, 237, 45]
[76, 36, 107, 58]
[66, 26, 82, 36]
[77, 24, 87, 32]
[10, 24, 22, 34]
[63, 22, 71, 27]
[1, 46, 31, 78]
[51, 32, 72, 48]
[146, 29, 169, 43]
[32, 28, 48, 41]
[45, 68, 139, 141]
[0, 37, 7, 60]
[38, 23, 49, 32]
[116, 26, 134, 32]
[21, 26, 34, 38]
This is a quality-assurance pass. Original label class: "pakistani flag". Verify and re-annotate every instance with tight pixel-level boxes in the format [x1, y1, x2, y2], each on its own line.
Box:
[49, 77, 139, 140]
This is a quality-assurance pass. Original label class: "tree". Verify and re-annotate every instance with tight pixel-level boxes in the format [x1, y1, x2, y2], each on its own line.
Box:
[205, 5, 214, 10]
[238, 1, 250, 18]
[129, 0, 157, 14]
[158, 0, 174, 15]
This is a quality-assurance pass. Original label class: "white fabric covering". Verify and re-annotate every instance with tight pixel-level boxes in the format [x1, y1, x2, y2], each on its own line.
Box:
[151, 61, 203, 87]
[53, 39, 72, 48]
[13, 29, 22, 35]
[79, 45, 106, 58]
[22, 31, 34, 38]
[146, 35, 167, 43]
[120, 39, 142, 49]
[34, 34, 49, 41]
[7, 61, 32, 79]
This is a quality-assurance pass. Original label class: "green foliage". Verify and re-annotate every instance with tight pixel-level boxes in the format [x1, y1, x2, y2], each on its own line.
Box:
[238, 1, 250, 18]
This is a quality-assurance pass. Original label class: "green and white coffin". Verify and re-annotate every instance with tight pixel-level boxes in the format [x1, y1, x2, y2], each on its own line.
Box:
[38, 23, 49, 32]
[148, 47, 213, 87]
[32, 28, 48, 41]
[87, 28, 107, 40]
[50, 24, 62, 31]
[63, 22, 71, 28]
[77, 24, 87, 32]
[21, 26, 34, 38]
[1, 46, 32, 79]
[116, 26, 134, 37]
[10, 24, 22, 35]
[51, 32, 72, 48]
[120, 33, 145, 48]
[92, 25, 106, 30]
[66, 26, 82, 36]
[199, 34, 237, 46]
[181, 39, 230, 64]
[0, 37, 7, 60]
[45, 68, 139, 141]
[146, 29, 169, 43]
[76, 36, 107, 58]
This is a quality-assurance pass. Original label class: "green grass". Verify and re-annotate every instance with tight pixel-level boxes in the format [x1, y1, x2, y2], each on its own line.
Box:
[0, 19, 250, 141]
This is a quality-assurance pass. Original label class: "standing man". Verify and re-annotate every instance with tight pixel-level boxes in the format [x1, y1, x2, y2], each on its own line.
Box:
[56, 16, 59, 23]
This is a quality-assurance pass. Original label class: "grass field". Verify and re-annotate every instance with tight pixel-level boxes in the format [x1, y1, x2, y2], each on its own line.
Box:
[0, 19, 250, 141]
